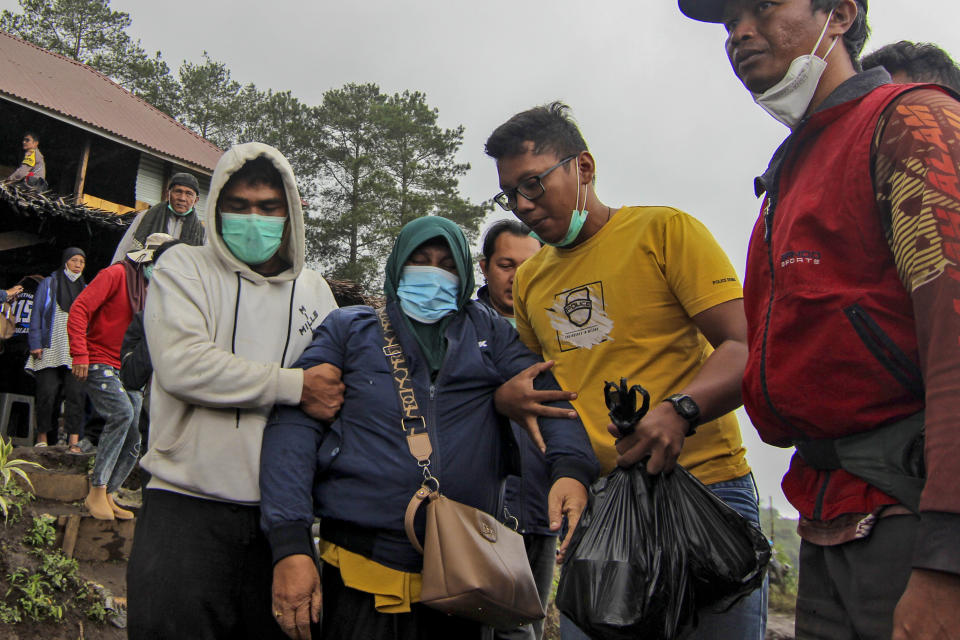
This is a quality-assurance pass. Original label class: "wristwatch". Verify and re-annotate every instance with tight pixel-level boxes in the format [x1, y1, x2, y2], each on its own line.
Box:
[664, 394, 700, 437]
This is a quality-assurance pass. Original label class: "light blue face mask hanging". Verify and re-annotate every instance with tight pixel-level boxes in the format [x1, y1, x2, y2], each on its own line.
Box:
[397, 266, 460, 324]
[220, 212, 286, 265]
[529, 160, 588, 247]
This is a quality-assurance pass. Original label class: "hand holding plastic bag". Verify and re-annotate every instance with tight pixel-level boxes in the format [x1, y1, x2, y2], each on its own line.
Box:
[555, 380, 770, 640]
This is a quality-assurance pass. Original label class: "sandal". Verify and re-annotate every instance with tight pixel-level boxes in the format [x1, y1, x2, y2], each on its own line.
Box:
[34, 441, 48, 448]
[68, 444, 84, 454]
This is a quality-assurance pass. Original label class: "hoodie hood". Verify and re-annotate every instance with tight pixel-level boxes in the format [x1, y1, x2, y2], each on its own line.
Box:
[205, 142, 305, 283]
[384, 215, 475, 308]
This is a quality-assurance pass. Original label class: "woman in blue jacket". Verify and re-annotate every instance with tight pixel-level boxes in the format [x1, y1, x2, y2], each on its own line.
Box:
[26, 247, 87, 449]
[260, 216, 598, 639]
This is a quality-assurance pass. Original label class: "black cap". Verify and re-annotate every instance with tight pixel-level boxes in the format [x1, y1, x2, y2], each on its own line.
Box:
[679, 0, 866, 24]
[168, 172, 199, 195]
[61, 247, 85, 264]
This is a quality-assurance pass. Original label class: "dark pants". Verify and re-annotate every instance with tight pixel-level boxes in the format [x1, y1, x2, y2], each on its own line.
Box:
[127, 489, 287, 640]
[795, 514, 918, 640]
[495, 534, 557, 640]
[321, 564, 483, 640]
[34, 365, 84, 442]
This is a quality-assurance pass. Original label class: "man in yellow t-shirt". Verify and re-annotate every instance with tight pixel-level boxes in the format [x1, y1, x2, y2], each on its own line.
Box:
[485, 102, 764, 640]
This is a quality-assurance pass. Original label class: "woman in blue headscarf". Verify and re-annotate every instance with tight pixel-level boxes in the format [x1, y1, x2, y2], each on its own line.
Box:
[260, 216, 598, 638]
[27, 247, 87, 450]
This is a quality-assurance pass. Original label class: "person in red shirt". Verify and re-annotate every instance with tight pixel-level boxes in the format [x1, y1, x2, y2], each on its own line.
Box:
[68, 233, 173, 520]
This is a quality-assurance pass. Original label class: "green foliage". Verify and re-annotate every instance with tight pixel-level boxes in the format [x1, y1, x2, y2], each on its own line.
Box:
[0, 599, 22, 624]
[315, 83, 489, 289]
[0, 436, 43, 523]
[7, 568, 64, 622]
[177, 52, 244, 148]
[2, 547, 99, 624]
[23, 514, 56, 549]
[34, 550, 79, 590]
[85, 598, 106, 622]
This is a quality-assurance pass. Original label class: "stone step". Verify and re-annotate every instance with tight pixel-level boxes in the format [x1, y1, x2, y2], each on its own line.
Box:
[17, 468, 89, 502]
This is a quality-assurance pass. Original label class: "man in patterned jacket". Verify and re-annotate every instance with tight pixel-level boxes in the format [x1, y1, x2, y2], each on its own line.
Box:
[681, 1, 960, 638]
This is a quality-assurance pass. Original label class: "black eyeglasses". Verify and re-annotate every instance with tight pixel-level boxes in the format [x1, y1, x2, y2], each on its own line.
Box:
[493, 155, 577, 211]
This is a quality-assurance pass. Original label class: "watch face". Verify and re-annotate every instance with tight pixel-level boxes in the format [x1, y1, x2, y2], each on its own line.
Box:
[677, 396, 698, 419]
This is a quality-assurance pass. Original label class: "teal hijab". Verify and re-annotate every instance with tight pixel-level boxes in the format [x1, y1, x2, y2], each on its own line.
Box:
[384, 216, 475, 372]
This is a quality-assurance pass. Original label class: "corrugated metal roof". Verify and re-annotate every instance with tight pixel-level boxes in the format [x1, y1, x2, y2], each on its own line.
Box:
[0, 30, 222, 173]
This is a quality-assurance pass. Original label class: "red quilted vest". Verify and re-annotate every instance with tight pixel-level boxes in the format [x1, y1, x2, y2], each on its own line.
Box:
[743, 84, 926, 520]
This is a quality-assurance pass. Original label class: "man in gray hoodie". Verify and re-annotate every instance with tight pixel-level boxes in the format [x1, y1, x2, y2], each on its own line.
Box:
[127, 143, 343, 639]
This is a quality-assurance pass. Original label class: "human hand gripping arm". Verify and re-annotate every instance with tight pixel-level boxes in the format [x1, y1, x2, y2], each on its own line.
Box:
[494, 360, 578, 452]
[491, 318, 598, 559]
[612, 298, 747, 473]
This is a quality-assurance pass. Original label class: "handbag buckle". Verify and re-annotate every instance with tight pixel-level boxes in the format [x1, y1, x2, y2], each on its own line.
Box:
[403, 416, 427, 435]
[383, 344, 402, 357]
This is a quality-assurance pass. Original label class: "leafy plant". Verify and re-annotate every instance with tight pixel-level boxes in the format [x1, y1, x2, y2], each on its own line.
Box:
[23, 514, 56, 548]
[85, 598, 107, 622]
[7, 568, 63, 621]
[0, 435, 43, 521]
[35, 550, 79, 590]
[0, 599, 22, 624]
[0, 482, 34, 524]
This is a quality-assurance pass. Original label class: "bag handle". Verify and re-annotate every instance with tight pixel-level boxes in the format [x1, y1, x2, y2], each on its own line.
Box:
[404, 483, 439, 554]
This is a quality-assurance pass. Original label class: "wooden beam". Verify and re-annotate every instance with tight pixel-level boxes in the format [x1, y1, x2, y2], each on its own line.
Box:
[73, 138, 91, 198]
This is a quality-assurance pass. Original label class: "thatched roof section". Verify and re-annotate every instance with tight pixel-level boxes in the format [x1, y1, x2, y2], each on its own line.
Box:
[0, 181, 135, 228]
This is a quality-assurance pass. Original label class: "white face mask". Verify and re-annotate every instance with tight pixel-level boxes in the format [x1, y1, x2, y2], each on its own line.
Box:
[64, 268, 81, 282]
[752, 10, 838, 129]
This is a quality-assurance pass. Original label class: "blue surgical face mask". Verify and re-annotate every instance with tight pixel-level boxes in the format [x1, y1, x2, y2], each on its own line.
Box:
[397, 266, 460, 324]
[220, 212, 286, 266]
[530, 161, 588, 247]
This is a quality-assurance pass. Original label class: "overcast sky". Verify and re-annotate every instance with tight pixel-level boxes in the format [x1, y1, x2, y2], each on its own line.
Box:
[5, 0, 956, 517]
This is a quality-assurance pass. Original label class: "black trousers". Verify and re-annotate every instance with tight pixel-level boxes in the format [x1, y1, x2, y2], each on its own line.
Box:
[795, 514, 918, 640]
[34, 365, 84, 442]
[321, 564, 483, 640]
[127, 489, 287, 640]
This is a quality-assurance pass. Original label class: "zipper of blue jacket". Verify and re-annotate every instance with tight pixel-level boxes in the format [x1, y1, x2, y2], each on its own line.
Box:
[424, 314, 461, 493]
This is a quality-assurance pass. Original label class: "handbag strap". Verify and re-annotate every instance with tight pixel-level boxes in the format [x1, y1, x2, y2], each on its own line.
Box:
[376, 306, 435, 469]
[376, 306, 440, 555]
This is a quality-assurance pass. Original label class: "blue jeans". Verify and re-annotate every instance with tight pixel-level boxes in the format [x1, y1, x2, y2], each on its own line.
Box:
[86, 364, 143, 493]
[560, 472, 768, 640]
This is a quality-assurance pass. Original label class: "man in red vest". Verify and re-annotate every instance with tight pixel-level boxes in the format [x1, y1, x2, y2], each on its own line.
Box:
[681, 1, 960, 638]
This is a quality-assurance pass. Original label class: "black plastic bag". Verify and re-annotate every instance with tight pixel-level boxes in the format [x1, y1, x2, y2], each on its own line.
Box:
[556, 464, 770, 640]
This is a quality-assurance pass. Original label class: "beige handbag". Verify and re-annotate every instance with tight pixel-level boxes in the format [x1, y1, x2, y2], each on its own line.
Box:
[377, 308, 546, 629]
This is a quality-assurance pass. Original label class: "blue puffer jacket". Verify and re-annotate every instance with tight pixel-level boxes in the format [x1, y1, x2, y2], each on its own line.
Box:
[260, 301, 599, 572]
[27, 274, 57, 351]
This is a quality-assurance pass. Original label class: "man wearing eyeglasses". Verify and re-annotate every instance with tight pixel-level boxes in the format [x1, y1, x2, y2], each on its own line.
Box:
[112, 173, 206, 263]
[485, 102, 764, 639]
